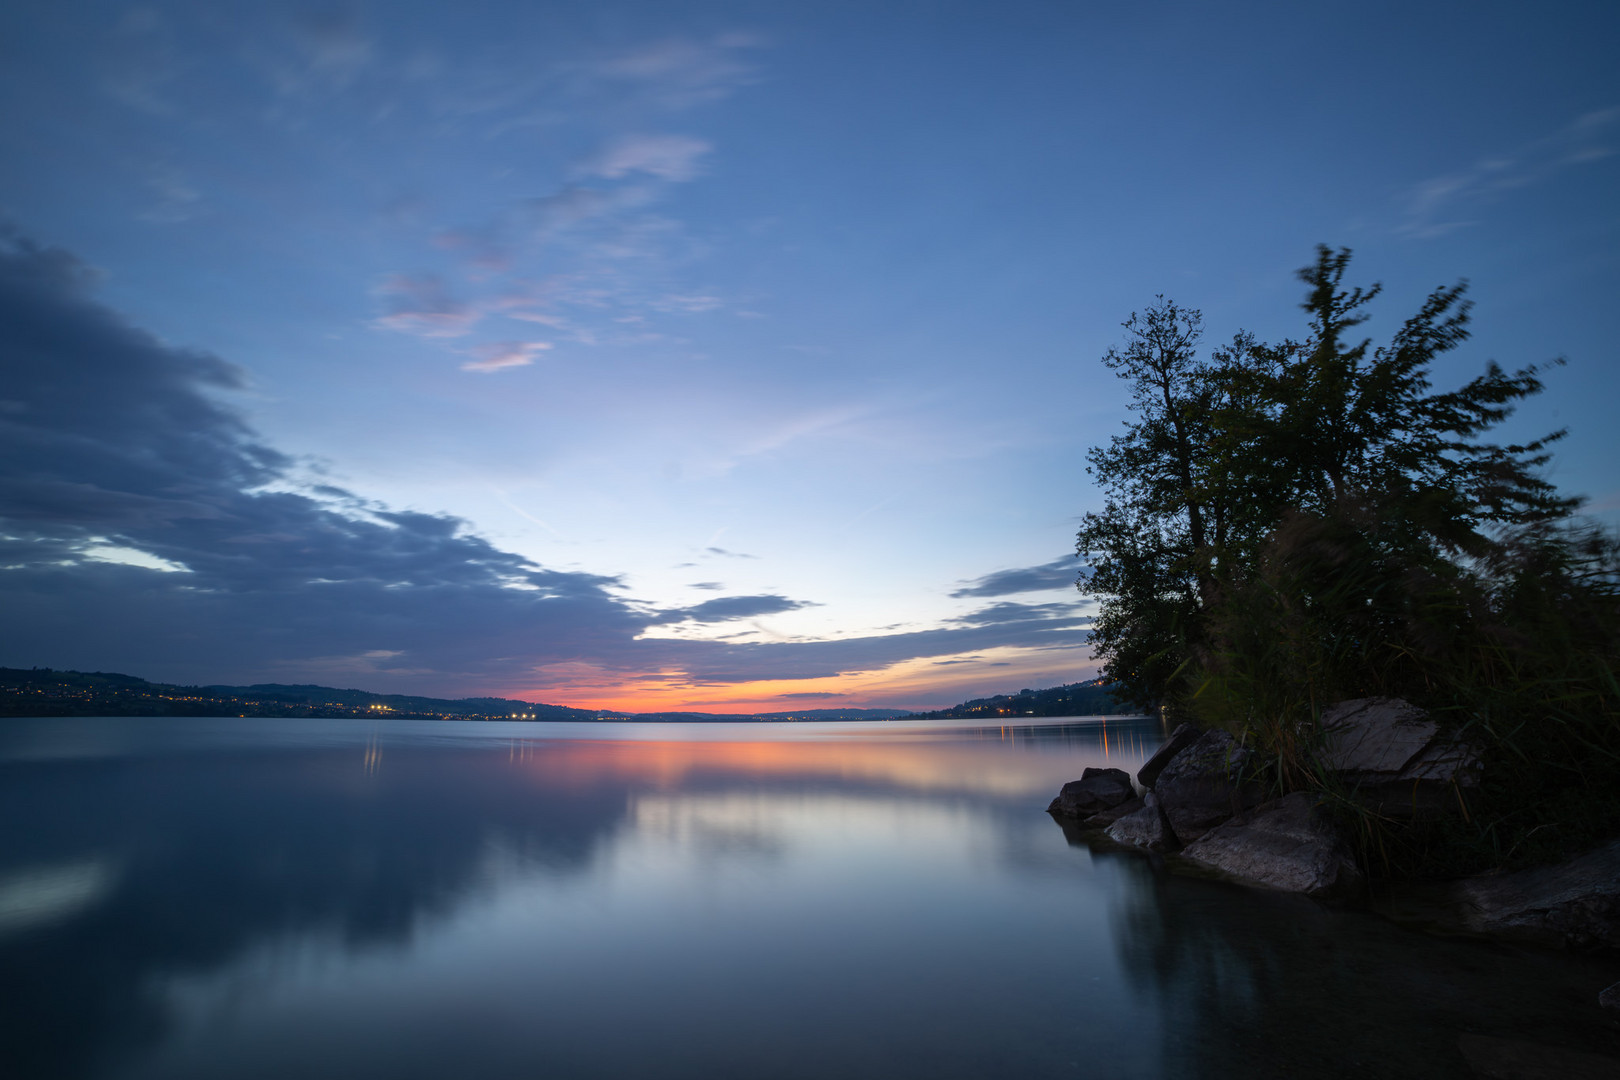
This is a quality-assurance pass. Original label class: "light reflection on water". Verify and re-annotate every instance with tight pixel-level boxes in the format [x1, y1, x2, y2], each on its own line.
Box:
[0, 715, 1615, 1080]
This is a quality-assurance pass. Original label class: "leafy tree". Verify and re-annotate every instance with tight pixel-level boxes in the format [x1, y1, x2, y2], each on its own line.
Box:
[1080, 247, 1579, 712]
[1075, 301, 1226, 707]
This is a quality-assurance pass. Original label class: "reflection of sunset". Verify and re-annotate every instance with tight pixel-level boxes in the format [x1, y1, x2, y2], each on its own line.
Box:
[498, 721, 1158, 800]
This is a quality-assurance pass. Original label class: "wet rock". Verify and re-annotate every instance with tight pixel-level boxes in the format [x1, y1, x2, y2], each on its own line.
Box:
[1449, 839, 1620, 950]
[1107, 791, 1175, 851]
[1180, 792, 1363, 899]
[1136, 722, 1201, 789]
[1082, 795, 1145, 829]
[1320, 697, 1479, 818]
[1153, 729, 1264, 844]
[1456, 1033, 1620, 1080]
[1047, 767, 1135, 818]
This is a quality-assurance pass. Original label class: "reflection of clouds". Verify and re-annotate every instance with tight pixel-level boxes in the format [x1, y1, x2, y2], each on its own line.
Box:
[632, 794, 786, 860]
[0, 857, 117, 934]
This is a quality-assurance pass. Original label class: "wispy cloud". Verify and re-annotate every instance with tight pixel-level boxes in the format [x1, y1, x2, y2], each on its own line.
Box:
[373, 274, 479, 338]
[580, 134, 712, 181]
[460, 340, 551, 374]
[588, 35, 763, 110]
[706, 546, 758, 559]
[1399, 107, 1620, 238]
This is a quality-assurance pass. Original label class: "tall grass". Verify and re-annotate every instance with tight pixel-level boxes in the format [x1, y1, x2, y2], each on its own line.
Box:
[1183, 504, 1620, 878]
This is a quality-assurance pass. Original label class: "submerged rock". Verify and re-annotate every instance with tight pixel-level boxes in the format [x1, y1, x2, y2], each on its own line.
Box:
[1319, 697, 1479, 819]
[1180, 792, 1362, 899]
[1047, 767, 1135, 818]
[1106, 791, 1174, 851]
[1448, 839, 1620, 950]
[1152, 729, 1264, 844]
[1135, 722, 1200, 789]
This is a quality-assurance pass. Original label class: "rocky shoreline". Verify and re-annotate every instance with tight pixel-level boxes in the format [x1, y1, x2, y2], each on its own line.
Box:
[1048, 698, 1620, 954]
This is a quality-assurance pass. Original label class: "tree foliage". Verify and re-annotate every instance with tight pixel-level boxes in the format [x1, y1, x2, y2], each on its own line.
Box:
[1078, 246, 1620, 869]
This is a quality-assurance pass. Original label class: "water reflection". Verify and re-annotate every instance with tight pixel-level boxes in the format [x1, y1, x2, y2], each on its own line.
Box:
[1, 715, 1614, 1080]
[0, 716, 1155, 1080]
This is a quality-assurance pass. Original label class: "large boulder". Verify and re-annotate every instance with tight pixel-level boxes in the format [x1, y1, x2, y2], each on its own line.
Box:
[1447, 839, 1620, 950]
[1319, 697, 1479, 818]
[1180, 792, 1363, 899]
[1153, 729, 1265, 844]
[1047, 767, 1136, 818]
[1106, 791, 1175, 851]
[1136, 722, 1201, 789]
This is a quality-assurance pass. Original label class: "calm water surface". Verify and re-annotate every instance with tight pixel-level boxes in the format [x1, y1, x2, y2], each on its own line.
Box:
[2, 716, 1615, 1079]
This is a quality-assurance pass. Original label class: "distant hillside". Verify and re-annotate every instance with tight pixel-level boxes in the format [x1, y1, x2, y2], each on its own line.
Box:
[0, 667, 600, 721]
[906, 678, 1140, 720]
[0, 668, 909, 722]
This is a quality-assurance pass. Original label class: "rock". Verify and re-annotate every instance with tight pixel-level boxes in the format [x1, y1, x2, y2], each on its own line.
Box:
[1457, 1033, 1620, 1080]
[1152, 729, 1264, 844]
[1082, 795, 1145, 829]
[1047, 767, 1136, 818]
[1107, 791, 1175, 851]
[1319, 697, 1479, 818]
[1601, 982, 1620, 1013]
[1449, 840, 1620, 950]
[1180, 792, 1363, 899]
[1136, 722, 1201, 789]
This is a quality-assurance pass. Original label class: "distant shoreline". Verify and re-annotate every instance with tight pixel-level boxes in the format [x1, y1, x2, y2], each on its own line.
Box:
[1, 666, 1138, 725]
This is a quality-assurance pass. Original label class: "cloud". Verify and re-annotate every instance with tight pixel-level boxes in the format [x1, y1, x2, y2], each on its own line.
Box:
[950, 601, 1085, 627]
[581, 135, 712, 182]
[776, 691, 843, 700]
[648, 594, 812, 625]
[589, 35, 762, 110]
[0, 231, 1092, 699]
[1399, 107, 1620, 238]
[706, 546, 758, 559]
[951, 557, 1082, 598]
[0, 231, 640, 689]
[139, 166, 205, 224]
[373, 275, 480, 338]
[461, 341, 551, 374]
[688, 581, 724, 591]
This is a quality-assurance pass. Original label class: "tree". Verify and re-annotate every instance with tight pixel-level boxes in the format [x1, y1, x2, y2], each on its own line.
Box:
[1075, 300, 1238, 708]
[1079, 247, 1577, 713]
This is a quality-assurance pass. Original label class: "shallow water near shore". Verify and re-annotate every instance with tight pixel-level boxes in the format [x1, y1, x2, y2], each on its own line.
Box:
[2, 715, 1615, 1079]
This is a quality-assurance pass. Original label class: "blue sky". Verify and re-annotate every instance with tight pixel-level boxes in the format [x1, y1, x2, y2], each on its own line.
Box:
[1, 1, 1616, 710]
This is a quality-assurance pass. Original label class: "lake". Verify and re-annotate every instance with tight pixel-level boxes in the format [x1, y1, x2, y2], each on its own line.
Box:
[1, 715, 1615, 1079]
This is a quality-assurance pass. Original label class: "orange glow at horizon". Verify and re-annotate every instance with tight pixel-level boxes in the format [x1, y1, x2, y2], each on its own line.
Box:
[484, 644, 1098, 714]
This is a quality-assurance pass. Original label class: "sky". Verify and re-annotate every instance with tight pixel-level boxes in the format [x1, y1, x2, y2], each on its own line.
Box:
[1, 1, 1617, 713]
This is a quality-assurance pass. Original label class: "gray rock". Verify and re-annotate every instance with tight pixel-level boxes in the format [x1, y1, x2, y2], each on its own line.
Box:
[1153, 729, 1264, 844]
[1180, 792, 1363, 898]
[1319, 697, 1479, 818]
[1106, 791, 1175, 851]
[1601, 982, 1620, 1013]
[1136, 722, 1201, 789]
[1320, 697, 1437, 775]
[1449, 839, 1620, 950]
[1047, 767, 1136, 818]
[1082, 795, 1145, 829]
[1457, 1033, 1620, 1080]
